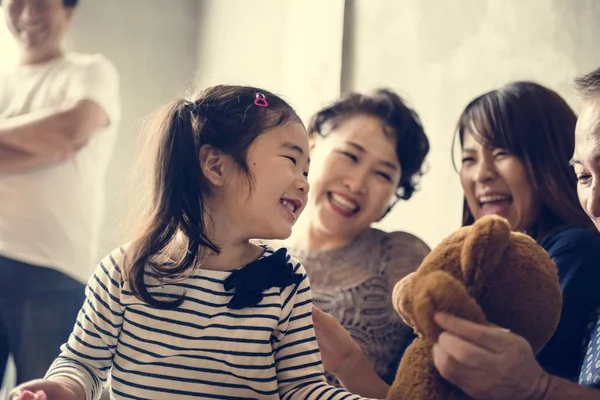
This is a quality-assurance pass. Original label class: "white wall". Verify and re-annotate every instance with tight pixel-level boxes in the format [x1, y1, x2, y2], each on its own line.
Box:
[196, 0, 346, 122]
[344, 0, 600, 247]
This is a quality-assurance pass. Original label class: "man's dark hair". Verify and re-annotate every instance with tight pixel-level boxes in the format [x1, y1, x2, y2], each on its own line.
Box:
[575, 66, 600, 99]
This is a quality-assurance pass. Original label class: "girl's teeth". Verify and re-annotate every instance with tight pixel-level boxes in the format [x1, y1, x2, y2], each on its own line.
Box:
[281, 200, 295, 213]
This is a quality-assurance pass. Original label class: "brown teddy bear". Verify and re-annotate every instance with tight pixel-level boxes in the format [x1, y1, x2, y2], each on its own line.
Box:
[388, 215, 562, 400]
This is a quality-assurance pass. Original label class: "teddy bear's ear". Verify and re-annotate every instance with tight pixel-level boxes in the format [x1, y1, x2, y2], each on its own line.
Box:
[413, 270, 487, 342]
[461, 215, 511, 296]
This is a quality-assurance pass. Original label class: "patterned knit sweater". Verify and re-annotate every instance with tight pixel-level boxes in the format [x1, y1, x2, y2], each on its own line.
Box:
[287, 228, 430, 385]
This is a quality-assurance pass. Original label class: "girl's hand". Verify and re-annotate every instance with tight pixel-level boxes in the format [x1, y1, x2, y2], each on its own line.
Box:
[12, 390, 47, 400]
[10, 379, 80, 400]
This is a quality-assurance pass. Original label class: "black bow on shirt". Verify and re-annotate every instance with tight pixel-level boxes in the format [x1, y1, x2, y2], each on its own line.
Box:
[223, 248, 303, 310]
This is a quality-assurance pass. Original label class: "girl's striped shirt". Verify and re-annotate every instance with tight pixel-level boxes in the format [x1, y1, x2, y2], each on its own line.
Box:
[45, 246, 372, 399]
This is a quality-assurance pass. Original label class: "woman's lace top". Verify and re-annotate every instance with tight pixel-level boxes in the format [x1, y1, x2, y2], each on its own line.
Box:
[288, 228, 430, 385]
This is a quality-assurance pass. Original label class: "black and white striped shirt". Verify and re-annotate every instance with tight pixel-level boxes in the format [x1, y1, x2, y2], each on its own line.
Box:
[45, 246, 370, 399]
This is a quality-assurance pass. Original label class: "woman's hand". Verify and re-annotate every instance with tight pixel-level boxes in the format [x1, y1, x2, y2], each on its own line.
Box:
[433, 313, 550, 400]
[312, 305, 364, 375]
[312, 306, 389, 398]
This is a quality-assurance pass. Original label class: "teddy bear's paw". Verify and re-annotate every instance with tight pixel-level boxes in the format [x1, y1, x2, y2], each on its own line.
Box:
[393, 272, 418, 328]
[413, 270, 487, 342]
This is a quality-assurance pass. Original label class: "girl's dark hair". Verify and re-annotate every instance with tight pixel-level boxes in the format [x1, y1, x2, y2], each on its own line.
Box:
[453, 81, 594, 240]
[127, 85, 302, 309]
[0, 0, 78, 7]
[307, 89, 429, 209]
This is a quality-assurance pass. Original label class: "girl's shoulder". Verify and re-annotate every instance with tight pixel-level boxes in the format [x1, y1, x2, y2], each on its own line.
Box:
[98, 246, 128, 276]
[259, 242, 307, 275]
[94, 243, 170, 288]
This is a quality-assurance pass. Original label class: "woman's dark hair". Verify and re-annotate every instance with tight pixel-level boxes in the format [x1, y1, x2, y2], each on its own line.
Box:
[453, 81, 594, 240]
[127, 85, 302, 309]
[307, 89, 430, 209]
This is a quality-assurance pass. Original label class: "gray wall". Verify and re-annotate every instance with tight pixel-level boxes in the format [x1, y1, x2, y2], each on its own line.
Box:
[344, 0, 600, 246]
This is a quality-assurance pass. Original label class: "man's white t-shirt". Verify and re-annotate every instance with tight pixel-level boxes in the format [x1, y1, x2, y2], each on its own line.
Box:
[0, 53, 120, 283]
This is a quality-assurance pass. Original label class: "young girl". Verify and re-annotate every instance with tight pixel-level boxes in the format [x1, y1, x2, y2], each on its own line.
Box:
[10, 85, 374, 400]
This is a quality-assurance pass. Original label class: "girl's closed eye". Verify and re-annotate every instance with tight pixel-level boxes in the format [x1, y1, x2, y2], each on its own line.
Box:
[284, 155, 309, 178]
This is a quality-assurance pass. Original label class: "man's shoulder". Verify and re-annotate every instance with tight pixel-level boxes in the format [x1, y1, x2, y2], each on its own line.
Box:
[0, 53, 118, 84]
[579, 307, 600, 387]
[63, 52, 117, 73]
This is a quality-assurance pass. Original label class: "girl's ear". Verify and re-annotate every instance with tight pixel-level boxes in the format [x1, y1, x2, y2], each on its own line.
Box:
[199, 145, 226, 187]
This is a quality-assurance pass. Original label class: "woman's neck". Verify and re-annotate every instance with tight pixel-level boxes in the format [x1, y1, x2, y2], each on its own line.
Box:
[292, 220, 362, 252]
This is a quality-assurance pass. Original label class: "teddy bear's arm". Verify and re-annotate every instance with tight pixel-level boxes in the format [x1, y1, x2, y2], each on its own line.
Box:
[412, 270, 487, 342]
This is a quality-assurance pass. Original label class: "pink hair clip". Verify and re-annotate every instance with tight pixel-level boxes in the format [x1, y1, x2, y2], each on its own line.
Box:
[254, 92, 269, 107]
